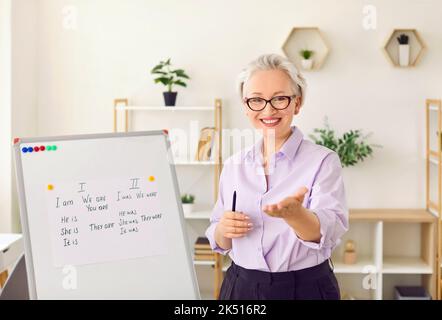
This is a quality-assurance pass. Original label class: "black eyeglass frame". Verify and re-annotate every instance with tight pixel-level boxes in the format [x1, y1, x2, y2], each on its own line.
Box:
[243, 95, 297, 111]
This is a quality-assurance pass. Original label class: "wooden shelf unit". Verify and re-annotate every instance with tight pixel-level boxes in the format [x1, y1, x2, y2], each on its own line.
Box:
[342, 209, 436, 299]
[113, 98, 224, 299]
[425, 99, 442, 299]
[220, 209, 437, 300]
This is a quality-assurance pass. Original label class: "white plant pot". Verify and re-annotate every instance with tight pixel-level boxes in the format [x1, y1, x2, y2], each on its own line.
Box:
[398, 44, 410, 67]
[301, 59, 313, 70]
[182, 203, 194, 215]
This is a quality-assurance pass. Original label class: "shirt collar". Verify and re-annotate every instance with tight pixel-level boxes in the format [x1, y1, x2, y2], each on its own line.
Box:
[245, 126, 304, 162]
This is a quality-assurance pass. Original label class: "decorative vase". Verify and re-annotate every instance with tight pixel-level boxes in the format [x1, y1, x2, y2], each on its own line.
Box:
[301, 59, 313, 70]
[182, 203, 194, 215]
[343, 239, 357, 264]
[344, 251, 357, 264]
[398, 44, 410, 67]
[163, 92, 177, 106]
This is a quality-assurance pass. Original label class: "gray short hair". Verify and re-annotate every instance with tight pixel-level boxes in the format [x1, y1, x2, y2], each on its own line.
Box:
[237, 53, 307, 106]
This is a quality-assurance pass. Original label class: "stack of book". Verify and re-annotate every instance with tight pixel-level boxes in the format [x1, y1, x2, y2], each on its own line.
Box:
[193, 237, 215, 261]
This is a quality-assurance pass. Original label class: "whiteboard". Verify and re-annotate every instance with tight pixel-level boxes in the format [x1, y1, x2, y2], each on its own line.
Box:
[13, 131, 200, 299]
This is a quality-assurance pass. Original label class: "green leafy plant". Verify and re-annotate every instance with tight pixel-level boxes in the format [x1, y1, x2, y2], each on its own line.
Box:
[397, 34, 409, 45]
[181, 194, 195, 204]
[309, 118, 380, 167]
[150, 58, 190, 92]
[299, 49, 314, 60]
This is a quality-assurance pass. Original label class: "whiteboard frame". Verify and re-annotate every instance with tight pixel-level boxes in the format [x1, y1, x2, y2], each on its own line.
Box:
[13, 130, 200, 300]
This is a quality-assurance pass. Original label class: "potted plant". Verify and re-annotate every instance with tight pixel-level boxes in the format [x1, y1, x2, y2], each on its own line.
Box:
[299, 49, 314, 70]
[397, 34, 409, 67]
[150, 58, 190, 106]
[181, 194, 195, 215]
[309, 117, 381, 167]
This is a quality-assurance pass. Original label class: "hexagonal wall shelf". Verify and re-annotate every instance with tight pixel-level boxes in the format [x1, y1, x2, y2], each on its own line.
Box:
[282, 27, 330, 71]
[383, 29, 425, 67]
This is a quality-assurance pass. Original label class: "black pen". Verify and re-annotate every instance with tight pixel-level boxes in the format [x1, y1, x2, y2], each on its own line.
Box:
[232, 190, 236, 212]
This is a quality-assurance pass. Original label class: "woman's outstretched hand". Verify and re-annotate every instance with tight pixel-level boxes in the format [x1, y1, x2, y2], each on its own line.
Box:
[262, 186, 321, 243]
[263, 186, 309, 219]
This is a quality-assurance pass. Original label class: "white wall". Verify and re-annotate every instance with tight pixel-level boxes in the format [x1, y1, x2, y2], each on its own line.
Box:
[0, 0, 37, 232]
[3, 0, 442, 232]
[0, 0, 12, 232]
[33, 0, 442, 209]
[11, 0, 38, 232]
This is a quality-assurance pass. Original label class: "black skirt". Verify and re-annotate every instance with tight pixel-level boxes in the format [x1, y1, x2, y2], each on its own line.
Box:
[219, 259, 340, 300]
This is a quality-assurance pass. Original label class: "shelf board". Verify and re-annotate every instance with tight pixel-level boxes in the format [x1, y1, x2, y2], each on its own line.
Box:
[382, 256, 432, 274]
[186, 210, 435, 250]
[188, 208, 436, 221]
[428, 206, 439, 217]
[221, 257, 379, 274]
[184, 210, 211, 220]
[193, 260, 215, 266]
[429, 105, 439, 112]
[220, 257, 431, 274]
[349, 209, 436, 223]
[174, 159, 216, 165]
[429, 157, 440, 165]
[222, 258, 232, 272]
[333, 257, 377, 274]
[115, 105, 215, 111]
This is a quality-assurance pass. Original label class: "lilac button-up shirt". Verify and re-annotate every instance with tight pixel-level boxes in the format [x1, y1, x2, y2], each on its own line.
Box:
[205, 126, 349, 272]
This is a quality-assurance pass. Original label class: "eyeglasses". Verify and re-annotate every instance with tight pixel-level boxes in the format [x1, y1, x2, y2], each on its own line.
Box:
[243, 95, 296, 112]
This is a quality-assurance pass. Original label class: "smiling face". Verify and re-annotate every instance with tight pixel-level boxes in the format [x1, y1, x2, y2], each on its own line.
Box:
[242, 69, 301, 140]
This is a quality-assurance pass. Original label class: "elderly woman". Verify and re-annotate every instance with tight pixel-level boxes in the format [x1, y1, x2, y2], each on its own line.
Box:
[205, 54, 348, 300]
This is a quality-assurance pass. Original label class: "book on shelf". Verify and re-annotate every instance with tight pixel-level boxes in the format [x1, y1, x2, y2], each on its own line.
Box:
[194, 236, 210, 249]
[195, 249, 214, 255]
[194, 254, 216, 261]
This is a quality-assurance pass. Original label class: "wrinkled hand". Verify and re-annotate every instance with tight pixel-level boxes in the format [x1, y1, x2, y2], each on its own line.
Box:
[263, 186, 309, 219]
[217, 211, 253, 239]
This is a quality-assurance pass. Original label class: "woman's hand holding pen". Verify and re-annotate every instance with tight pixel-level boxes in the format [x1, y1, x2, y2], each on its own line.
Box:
[219, 191, 253, 239]
[214, 211, 253, 251]
[217, 211, 253, 239]
[214, 191, 253, 250]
